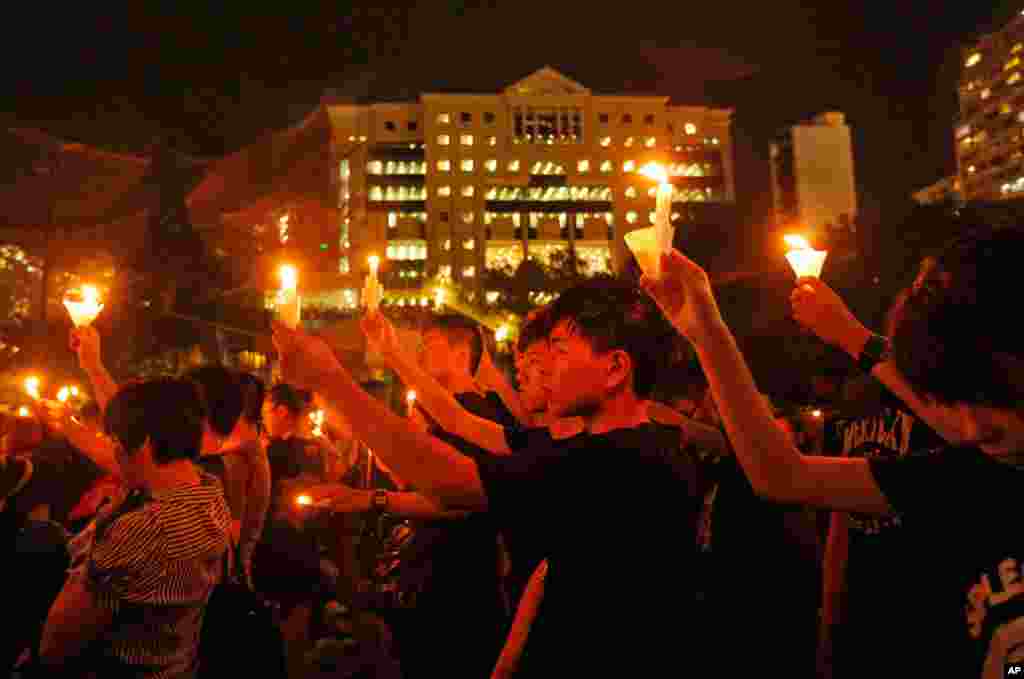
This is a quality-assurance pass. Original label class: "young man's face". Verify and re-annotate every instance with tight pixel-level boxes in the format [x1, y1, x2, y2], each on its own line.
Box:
[547, 319, 626, 418]
[950, 402, 1024, 458]
[516, 340, 551, 415]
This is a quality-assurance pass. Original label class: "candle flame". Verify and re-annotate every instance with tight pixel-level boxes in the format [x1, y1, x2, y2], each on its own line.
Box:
[368, 255, 380, 276]
[63, 284, 104, 327]
[279, 265, 298, 291]
[57, 386, 71, 403]
[24, 376, 41, 400]
[784, 235, 812, 250]
[295, 494, 313, 507]
[495, 325, 510, 342]
[70, 386, 80, 397]
[17, 406, 30, 418]
[406, 389, 417, 403]
[638, 162, 669, 185]
[811, 409, 823, 418]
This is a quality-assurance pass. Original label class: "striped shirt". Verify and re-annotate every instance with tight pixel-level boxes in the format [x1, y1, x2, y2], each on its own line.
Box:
[69, 472, 231, 679]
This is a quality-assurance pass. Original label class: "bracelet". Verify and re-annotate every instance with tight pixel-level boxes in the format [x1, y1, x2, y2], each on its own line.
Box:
[856, 333, 891, 374]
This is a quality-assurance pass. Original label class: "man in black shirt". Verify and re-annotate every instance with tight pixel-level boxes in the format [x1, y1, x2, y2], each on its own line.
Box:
[274, 279, 700, 675]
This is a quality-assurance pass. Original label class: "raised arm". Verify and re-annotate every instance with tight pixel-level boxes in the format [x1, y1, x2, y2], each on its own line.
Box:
[642, 251, 893, 515]
[476, 340, 528, 424]
[273, 322, 487, 510]
[791, 277, 963, 444]
[362, 312, 511, 455]
[302, 483, 470, 520]
[72, 326, 118, 413]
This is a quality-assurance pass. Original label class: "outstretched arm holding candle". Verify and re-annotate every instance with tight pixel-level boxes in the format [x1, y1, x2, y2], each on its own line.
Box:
[641, 250, 892, 515]
[476, 338, 528, 425]
[299, 482, 470, 520]
[273, 321, 488, 509]
[361, 311, 513, 455]
[72, 326, 118, 413]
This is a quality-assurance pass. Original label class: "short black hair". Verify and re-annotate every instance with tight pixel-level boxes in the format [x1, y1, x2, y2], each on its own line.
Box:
[268, 383, 312, 417]
[546, 278, 684, 398]
[105, 378, 206, 464]
[892, 225, 1024, 406]
[238, 373, 266, 425]
[423, 313, 484, 374]
[517, 306, 553, 354]
[184, 365, 245, 437]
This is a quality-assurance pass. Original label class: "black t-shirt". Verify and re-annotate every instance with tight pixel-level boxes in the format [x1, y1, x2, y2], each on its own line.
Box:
[476, 422, 700, 676]
[11, 437, 105, 526]
[870, 447, 1024, 677]
[824, 390, 945, 637]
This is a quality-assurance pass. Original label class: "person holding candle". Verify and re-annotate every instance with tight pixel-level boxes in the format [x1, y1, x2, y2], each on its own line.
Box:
[641, 226, 1024, 678]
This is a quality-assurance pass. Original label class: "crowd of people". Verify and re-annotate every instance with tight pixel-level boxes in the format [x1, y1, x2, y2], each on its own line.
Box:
[2, 223, 1023, 678]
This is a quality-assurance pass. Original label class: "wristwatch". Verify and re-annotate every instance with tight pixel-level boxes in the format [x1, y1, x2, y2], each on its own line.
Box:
[857, 333, 891, 374]
[372, 489, 389, 513]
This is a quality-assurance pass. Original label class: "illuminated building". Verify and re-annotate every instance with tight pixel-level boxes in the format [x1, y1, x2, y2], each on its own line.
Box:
[769, 112, 858, 232]
[912, 176, 962, 205]
[956, 11, 1024, 200]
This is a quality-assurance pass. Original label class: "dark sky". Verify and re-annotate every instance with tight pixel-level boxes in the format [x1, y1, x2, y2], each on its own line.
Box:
[0, 1, 1016, 227]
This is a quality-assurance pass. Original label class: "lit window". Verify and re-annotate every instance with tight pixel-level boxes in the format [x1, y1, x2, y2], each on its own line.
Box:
[600, 160, 613, 173]
[1015, 43, 1024, 54]
[968, 165, 977, 174]
[461, 159, 475, 173]
[462, 185, 475, 197]
[388, 212, 397, 227]
[437, 134, 450, 145]
[485, 159, 498, 173]
[338, 257, 350, 273]
[508, 159, 520, 172]
[711, 137, 720, 145]
[623, 160, 636, 172]
[578, 160, 590, 173]
[966, 53, 982, 68]
[624, 136, 635, 147]
[626, 211, 638, 224]
[684, 122, 697, 135]
[462, 212, 474, 224]
[648, 211, 657, 224]
[437, 159, 451, 172]
[625, 186, 637, 198]
[437, 113, 451, 124]
[1010, 72, 1022, 85]
[370, 186, 383, 201]
[438, 185, 451, 197]
[1007, 57, 1021, 71]
[461, 134, 474, 146]
[981, 88, 992, 100]
[645, 137, 656, 148]
[600, 136, 612, 147]
[443, 239, 451, 251]
[464, 239, 475, 250]
[439, 265, 452, 279]
[487, 135, 497, 146]
[1002, 103, 1013, 115]
[647, 187, 657, 198]
[367, 160, 383, 174]
[463, 266, 476, 278]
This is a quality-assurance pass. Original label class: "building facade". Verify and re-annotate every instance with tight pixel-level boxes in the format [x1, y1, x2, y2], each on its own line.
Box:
[769, 112, 858, 234]
[314, 67, 734, 309]
[956, 11, 1024, 200]
[912, 176, 962, 205]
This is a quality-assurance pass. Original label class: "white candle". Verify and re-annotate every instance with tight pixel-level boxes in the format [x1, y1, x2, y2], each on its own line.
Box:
[63, 284, 104, 327]
[278, 265, 301, 328]
[784, 235, 829, 279]
[24, 376, 41, 401]
[364, 255, 382, 312]
[638, 163, 675, 278]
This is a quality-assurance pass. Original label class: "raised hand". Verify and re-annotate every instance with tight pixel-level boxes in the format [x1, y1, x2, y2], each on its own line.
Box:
[71, 325, 102, 372]
[360, 310, 401, 357]
[271, 321, 344, 392]
[640, 249, 724, 347]
[790, 277, 867, 351]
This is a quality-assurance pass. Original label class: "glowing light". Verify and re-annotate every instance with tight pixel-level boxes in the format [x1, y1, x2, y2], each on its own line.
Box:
[17, 406, 30, 418]
[368, 256, 380, 277]
[295, 494, 313, 507]
[966, 53, 982, 68]
[278, 265, 297, 291]
[638, 162, 669, 185]
[784, 234, 828, 279]
[57, 386, 71, 403]
[24, 376, 41, 401]
[495, 325, 510, 343]
[70, 386, 80, 397]
[277, 265, 300, 328]
[406, 389, 417, 404]
[784, 235, 812, 250]
[63, 284, 104, 327]
[811, 409, 823, 418]
[309, 409, 325, 437]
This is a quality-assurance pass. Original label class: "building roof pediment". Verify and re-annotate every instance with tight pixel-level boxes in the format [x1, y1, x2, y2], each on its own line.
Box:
[504, 67, 590, 97]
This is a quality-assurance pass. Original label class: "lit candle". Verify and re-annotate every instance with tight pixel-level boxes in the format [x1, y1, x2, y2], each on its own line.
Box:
[295, 494, 313, 507]
[624, 162, 675, 279]
[310, 409, 325, 437]
[70, 386, 80, 397]
[57, 386, 71, 403]
[434, 287, 446, 311]
[17, 406, 30, 418]
[277, 265, 301, 328]
[784, 235, 829, 279]
[364, 255, 382, 312]
[63, 284, 104, 327]
[495, 324, 509, 343]
[24, 376, 41, 401]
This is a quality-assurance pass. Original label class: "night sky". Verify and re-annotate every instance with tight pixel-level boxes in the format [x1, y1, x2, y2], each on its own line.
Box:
[0, 1, 1017, 228]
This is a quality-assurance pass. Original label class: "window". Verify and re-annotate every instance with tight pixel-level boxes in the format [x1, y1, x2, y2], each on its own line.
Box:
[684, 122, 697, 135]
[711, 137, 720, 145]
[966, 53, 982, 68]
[437, 159, 451, 172]
[461, 159, 475, 173]
[487, 135, 497, 146]
[461, 112, 472, 125]
[981, 88, 992, 100]
[1011, 72, 1023, 85]
[1008, 57, 1021, 71]
[622, 113, 633, 124]
[461, 134, 474, 146]
[600, 136, 612, 147]
[440, 211, 450, 222]
[439, 265, 452, 278]
[645, 137, 656, 148]
[625, 186, 637, 198]
[600, 160, 613, 173]
[463, 238, 475, 250]
[623, 160, 636, 172]
[599, 113, 609, 124]
[508, 159, 520, 172]
[484, 112, 496, 125]
[485, 159, 498, 173]
[367, 160, 383, 174]
[437, 185, 451, 197]
[462, 266, 476, 278]
[462, 185, 475, 197]
[624, 136, 635, 147]
[578, 160, 590, 173]
[385, 121, 396, 131]
[626, 211, 638, 224]
[370, 186, 383, 201]
[648, 187, 658, 198]
[408, 121, 418, 132]
[437, 113, 451, 124]
[437, 134, 450, 145]
[644, 114, 655, 125]
[388, 212, 398, 228]
[462, 212, 474, 224]
[648, 211, 657, 225]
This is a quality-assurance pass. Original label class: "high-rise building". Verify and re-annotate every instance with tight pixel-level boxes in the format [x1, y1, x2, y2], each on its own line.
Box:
[769, 112, 858, 234]
[956, 11, 1024, 200]
[250, 67, 734, 311]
